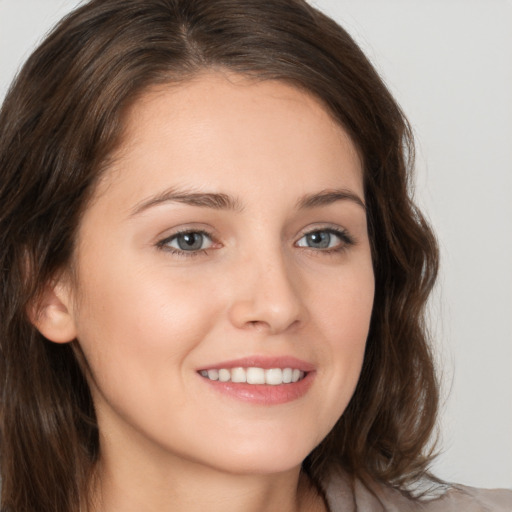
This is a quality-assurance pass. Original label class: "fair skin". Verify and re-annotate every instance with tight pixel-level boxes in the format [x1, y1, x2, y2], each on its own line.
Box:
[35, 73, 374, 512]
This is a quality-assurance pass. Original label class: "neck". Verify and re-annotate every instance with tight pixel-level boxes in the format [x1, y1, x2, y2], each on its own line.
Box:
[89, 437, 326, 512]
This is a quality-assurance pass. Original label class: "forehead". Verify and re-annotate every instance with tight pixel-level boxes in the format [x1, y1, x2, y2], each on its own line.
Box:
[97, 72, 363, 207]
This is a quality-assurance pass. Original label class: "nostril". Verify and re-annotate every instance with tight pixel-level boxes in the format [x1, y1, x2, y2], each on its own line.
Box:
[246, 320, 269, 331]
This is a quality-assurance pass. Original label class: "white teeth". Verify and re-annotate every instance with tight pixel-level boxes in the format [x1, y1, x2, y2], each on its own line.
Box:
[207, 369, 219, 381]
[231, 367, 247, 383]
[218, 369, 231, 382]
[247, 367, 265, 384]
[200, 367, 306, 385]
[282, 367, 292, 383]
[265, 368, 283, 385]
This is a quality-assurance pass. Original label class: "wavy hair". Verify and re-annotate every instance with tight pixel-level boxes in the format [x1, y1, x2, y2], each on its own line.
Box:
[0, 0, 439, 510]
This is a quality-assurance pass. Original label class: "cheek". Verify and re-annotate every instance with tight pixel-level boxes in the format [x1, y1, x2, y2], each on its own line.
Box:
[71, 263, 229, 447]
[307, 263, 374, 422]
[314, 259, 374, 347]
[71, 257, 223, 393]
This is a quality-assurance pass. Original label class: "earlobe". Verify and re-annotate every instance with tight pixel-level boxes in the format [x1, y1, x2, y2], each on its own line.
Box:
[28, 281, 77, 344]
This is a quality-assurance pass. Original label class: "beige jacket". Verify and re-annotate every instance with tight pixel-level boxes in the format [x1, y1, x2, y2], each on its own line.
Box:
[324, 470, 512, 511]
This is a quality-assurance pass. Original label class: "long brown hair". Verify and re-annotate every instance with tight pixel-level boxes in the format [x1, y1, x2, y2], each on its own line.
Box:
[0, 1, 439, 510]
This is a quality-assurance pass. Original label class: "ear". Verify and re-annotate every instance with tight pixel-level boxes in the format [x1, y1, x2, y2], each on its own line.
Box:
[28, 279, 77, 344]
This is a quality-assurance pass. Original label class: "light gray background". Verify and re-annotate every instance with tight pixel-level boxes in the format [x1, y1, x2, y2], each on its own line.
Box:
[1, 0, 511, 489]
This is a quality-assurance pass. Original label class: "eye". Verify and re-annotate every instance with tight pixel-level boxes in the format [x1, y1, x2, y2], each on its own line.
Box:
[296, 228, 353, 251]
[158, 230, 214, 253]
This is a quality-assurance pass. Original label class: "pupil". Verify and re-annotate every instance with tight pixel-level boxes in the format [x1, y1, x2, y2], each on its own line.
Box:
[178, 233, 203, 251]
[308, 231, 330, 248]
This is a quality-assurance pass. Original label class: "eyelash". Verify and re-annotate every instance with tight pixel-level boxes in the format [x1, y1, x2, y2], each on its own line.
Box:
[156, 229, 215, 258]
[297, 227, 355, 255]
[156, 227, 355, 259]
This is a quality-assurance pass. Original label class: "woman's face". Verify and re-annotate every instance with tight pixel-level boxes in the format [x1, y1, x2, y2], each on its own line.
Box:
[64, 73, 374, 476]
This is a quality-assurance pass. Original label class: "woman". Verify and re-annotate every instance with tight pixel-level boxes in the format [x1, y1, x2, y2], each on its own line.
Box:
[0, 1, 510, 511]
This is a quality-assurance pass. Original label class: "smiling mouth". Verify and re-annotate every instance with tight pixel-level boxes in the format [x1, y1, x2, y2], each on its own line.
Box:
[199, 367, 306, 385]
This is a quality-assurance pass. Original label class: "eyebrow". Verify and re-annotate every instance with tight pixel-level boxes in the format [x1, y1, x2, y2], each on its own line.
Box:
[130, 186, 365, 217]
[296, 188, 366, 211]
[130, 187, 244, 216]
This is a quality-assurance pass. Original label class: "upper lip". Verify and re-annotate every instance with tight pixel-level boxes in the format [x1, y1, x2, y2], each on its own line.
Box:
[197, 356, 315, 372]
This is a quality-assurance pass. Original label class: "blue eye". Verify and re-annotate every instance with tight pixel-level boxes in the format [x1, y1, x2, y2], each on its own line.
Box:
[160, 231, 213, 252]
[296, 229, 352, 251]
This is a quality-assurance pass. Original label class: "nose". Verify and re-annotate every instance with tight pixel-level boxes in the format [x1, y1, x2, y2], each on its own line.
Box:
[227, 250, 307, 335]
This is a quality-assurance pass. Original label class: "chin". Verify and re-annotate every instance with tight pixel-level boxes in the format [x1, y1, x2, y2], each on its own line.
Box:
[191, 431, 320, 477]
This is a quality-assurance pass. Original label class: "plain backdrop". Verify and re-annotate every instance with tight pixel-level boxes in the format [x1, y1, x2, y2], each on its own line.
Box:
[1, 0, 511, 489]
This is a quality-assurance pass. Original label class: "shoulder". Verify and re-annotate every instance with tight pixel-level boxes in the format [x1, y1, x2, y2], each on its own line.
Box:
[434, 485, 512, 511]
[323, 468, 512, 512]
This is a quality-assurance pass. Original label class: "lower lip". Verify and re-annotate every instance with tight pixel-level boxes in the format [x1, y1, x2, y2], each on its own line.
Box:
[200, 372, 315, 405]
